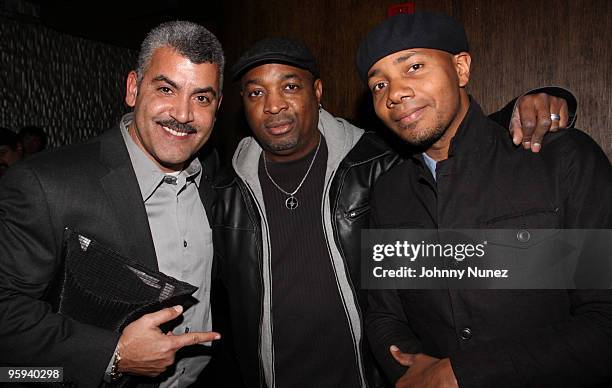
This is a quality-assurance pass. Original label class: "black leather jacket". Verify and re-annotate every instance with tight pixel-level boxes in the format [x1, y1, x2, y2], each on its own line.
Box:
[212, 131, 400, 387]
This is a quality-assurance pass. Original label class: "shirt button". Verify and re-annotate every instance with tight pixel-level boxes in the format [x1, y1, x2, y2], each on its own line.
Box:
[460, 327, 472, 340]
[517, 229, 530, 243]
[183, 240, 188, 247]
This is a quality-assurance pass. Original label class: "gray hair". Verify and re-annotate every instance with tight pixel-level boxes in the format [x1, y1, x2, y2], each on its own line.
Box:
[136, 20, 225, 91]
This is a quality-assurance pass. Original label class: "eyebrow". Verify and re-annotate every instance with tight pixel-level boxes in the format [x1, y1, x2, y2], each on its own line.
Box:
[281, 73, 301, 81]
[153, 75, 217, 98]
[241, 73, 302, 91]
[367, 51, 418, 80]
[242, 78, 262, 89]
[394, 51, 417, 64]
[194, 86, 217, 99]
[153, 75, 178, 89]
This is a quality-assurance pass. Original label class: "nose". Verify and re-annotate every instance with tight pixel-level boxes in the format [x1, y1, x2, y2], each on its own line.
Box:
[264, 91, 288, 114]
[386, 79, 414, 109]
[171, 95, 194, 123]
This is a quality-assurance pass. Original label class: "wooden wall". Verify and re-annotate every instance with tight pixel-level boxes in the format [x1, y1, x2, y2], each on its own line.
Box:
[215, 0, 611, 162]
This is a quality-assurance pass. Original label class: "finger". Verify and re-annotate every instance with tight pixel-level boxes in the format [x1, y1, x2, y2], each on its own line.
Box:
[143, 305, 184, 327]
[170, 331, 221, 350]
[548, 97, 564, 131]
[389, 345, 415, 366]
[558, 99, 569, 129]
[509, 104, 523, 145]
[530, 97, 553, 153]
[517, 97, 539, 149]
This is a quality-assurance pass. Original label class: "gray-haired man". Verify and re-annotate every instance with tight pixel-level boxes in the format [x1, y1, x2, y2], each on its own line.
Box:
[0, 21, 224, 387]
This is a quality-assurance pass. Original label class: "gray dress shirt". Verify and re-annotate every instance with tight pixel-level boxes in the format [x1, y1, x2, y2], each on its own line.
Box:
[114, 113, 213, 387]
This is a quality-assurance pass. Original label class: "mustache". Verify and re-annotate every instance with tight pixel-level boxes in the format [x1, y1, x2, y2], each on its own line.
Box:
[157, 119, 197, 133]
[264, 115, 294, 129]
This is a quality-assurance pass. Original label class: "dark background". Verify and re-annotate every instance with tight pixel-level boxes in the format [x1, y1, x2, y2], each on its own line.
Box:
[0, 0, 610, 162]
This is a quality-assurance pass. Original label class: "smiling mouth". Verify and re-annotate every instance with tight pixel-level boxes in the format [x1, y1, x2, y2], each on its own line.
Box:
[394, 106, 426, 127]
[161, 125, 194, 137]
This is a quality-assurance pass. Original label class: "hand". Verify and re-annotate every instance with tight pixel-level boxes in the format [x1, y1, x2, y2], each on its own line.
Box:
[390, 345, 458, 388]
[510, 93, 569, 153]
[116, 305, 221, 377]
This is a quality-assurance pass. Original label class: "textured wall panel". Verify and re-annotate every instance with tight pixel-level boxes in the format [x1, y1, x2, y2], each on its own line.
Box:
[0, 16, 137, 148]
[218, 0, 611, 162]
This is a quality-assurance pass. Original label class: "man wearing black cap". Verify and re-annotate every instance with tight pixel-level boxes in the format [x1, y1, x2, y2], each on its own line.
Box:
[213, 36, 577, 387]
[214, 38, 385, 387]
[358, 12, 612, 388]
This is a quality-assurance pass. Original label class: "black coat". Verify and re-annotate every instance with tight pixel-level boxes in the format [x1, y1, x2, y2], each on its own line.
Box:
[0, 128, 218, 387]
[366, 100, 612, 387]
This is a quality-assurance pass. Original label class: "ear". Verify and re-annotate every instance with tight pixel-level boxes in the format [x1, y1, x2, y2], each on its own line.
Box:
[314, 79, 323, 105]
[125, 71, 139, 108]
[454, 52, 471, 88]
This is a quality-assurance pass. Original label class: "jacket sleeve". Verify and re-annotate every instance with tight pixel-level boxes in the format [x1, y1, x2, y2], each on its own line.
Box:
[365, 289, 422, 384]
[364, 185, 423, 384]
[450, 130, 612, 388]
[488, 86, 578, 129]
[0, 164, 119, 386]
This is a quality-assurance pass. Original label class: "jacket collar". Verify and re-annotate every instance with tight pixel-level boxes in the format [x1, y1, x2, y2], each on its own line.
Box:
[447, 97, 496, 158]
[341, 132, 396, 167]
[408, 97, 496, 164]
[97, 127, 159, 270]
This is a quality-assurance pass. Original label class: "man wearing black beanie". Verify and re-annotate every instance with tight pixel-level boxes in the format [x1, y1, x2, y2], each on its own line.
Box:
[360, 11, 612, 388]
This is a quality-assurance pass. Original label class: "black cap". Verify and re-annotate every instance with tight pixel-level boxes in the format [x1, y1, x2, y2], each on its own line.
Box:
[231, 37, 319, 81]
[356, 11, 469, 82]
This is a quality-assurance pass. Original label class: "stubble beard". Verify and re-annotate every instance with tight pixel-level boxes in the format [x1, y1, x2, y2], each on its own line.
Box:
[265, 137, 299, 153]
[396, 112, 447, 149]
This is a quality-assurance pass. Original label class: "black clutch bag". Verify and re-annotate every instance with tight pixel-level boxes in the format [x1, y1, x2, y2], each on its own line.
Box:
[47, 228, 198, 332]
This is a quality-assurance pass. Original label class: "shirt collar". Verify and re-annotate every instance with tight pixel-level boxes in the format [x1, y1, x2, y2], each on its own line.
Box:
[120, 113, 202, 201]
[421, 152, 437, 181]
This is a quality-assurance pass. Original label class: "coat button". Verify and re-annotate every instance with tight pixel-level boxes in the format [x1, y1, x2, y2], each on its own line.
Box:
[517, 229, 530, 243]
[460, 327, 472, 340]
[184, 240, 188, 247]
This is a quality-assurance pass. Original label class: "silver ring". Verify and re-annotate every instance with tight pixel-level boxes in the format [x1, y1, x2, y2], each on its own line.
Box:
[550, 113, 561, 121]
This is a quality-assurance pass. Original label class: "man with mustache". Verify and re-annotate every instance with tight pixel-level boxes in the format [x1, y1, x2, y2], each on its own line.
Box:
[212, 37, 574, 387]
[0, 21, 223, 387]
[358, 12, 612, 388]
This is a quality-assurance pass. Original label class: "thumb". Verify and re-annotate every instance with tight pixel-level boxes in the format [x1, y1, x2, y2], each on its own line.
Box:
[390, 345, 415, 366]
[144, 305, 184, 327]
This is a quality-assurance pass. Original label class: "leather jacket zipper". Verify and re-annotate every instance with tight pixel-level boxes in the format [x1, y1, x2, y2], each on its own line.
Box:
[323, 167, 367, 387]
[346, 204, 371, 220]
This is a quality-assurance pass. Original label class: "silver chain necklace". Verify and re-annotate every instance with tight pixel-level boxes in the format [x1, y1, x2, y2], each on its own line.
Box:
[263, 135, 322, 210]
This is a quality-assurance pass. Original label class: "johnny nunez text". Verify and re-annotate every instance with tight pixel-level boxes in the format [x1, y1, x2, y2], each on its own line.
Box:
[372, 266, 509, 279]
